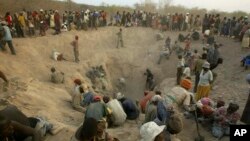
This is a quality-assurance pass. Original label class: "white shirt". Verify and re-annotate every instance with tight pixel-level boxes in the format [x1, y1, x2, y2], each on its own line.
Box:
[52, 51, 60, 61]
[198, 70, 213, 86]
[205, 30, 210, 36]
[185, 15, 189, 23]
[84, 15, 89, 23]
[161, 47, 170, 55]
[142, 13, 147, 21]
[183, 67, 191, 77]
[177, 58, 185, 68]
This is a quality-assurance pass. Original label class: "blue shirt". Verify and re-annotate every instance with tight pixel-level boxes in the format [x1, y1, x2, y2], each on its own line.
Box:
[85, 102, 107, 121]
[82, 92, 94, 106]
[157, 101, 170, 124]
[3, 25, 12, 41]
[121, 98, 139, 120]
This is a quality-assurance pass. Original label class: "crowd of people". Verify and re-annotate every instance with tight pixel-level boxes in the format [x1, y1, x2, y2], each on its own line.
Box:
[0, 7, 250, 141]
[0, 9, 249, 55]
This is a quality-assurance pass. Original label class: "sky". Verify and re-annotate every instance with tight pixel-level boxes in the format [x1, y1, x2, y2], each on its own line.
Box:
[71, 0, 250, 13]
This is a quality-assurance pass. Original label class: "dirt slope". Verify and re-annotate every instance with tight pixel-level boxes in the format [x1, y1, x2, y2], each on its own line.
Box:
[0, 27, 249, 141]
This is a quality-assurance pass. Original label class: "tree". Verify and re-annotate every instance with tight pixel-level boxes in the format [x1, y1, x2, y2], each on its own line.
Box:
[158, 0, 172, 9]
[143, 0, 157, 12]
[66, 0, 72, 10]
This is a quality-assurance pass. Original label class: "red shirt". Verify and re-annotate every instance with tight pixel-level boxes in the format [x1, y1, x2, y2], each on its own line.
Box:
[140, 92, 155, 113]
[6, 15, 13, 26]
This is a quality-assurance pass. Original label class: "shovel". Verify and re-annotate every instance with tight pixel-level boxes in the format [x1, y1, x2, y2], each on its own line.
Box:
[194, 105, 205, 141]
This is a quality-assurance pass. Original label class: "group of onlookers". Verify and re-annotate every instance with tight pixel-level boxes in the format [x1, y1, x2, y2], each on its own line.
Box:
[0, 6, 250, 141]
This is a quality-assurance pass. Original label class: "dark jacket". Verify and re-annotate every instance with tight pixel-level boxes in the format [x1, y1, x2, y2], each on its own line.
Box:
[120, 98, 139, 120]
[241, 91, 250, 124]
[85, 102, 108, 121]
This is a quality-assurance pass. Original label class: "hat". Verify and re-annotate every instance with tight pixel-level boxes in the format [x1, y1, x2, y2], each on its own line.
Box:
[180, 79, 192, 90]
[246, 74, 250, 84]
[151, 95, 162, 102]
[74, 79, 82, 85]
[202, 62, 210, 69]
[116, 92, 124, 100]
[93, 96, 101, 102]
[167, 114, 183, 134]
[140, 122, 165, 141]
[40, 9, 44, 12]
[201, 97, 211, 106]
[186, 13, 189, 15]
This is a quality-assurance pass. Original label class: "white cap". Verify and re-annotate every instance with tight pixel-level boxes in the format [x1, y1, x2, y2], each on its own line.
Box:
[151, 95, 162, 102]
[202, 61, 210, 69]
[140, 122, 165, 141]
[116, 92, 124, 100]
[119, 77, 125, 83]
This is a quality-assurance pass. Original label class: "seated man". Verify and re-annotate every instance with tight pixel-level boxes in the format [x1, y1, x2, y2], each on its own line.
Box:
[51, 49, 66, 61]
[139, 91, 155, 113]
[144, 95, 162, 123]
[61, 23, 68, 32]
[140, 121, 166, 141]
[50, 67, 64, 84]
[70, 118, 118, 141]
[103, 96, 127, 126]
[241, 54, 250, 67]
[117, 93, 139, 120]
[81, 85, 94, 107]
[196, 97, 215, 122]
[72, 86, 86, 113]
[70, 118, 98, 141]
[85, 96, 109, 121]
[212, 102, 240, 139]
[0, 105, 53, 141]
[156, 113, 184, 141]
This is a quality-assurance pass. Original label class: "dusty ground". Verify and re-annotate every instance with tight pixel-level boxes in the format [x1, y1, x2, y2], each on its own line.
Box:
[0, 26, 249, 141]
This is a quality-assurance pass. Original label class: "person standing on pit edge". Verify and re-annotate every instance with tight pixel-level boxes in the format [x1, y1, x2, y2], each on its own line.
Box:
[116, 28, 124, 48]
[71, 35, 80, 63]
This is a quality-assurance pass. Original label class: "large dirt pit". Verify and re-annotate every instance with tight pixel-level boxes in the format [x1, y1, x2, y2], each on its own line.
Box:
[0, 27, 249, 141]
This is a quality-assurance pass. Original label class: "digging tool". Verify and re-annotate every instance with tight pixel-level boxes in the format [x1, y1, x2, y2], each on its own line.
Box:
[194, 105, 205, 141]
